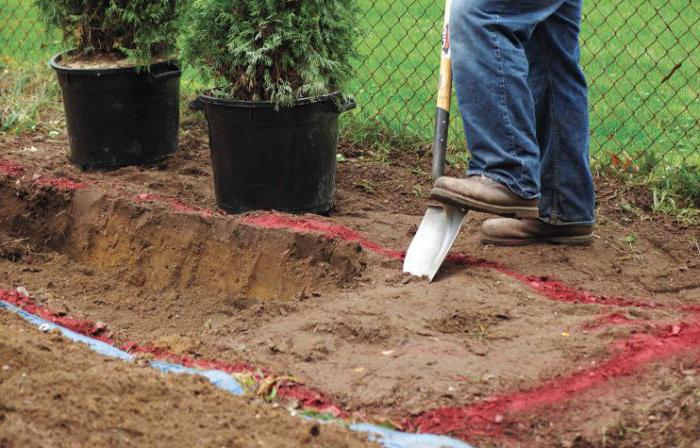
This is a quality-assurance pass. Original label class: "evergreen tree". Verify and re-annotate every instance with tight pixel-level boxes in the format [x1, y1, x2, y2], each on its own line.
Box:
[182, 0, 359, 105]
[35, 0, 184, 66]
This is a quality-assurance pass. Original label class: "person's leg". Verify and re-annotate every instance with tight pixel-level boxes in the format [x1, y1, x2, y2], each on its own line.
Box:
[480, 0, 596, 246]
[430, 0, 567, 217]
[529, 0, 595, 225]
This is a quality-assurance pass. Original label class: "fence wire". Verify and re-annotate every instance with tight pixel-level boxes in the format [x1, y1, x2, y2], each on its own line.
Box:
[1, 0, 698, 174]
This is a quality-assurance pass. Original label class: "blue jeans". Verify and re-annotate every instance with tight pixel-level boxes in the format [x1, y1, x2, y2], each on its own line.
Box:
[451, 0, 596, 225]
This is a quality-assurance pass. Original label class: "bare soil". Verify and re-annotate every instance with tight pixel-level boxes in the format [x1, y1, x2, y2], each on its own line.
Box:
[58, 52, 173, 69]
[0, 116, 699, 447]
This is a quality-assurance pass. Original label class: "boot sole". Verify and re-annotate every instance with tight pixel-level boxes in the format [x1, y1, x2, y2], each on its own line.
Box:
[430, 187, 539, 219]
[480, 234, 594, 247]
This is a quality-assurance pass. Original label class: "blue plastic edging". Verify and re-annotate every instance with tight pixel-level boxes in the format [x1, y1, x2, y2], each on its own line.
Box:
[351, 423, 474, 448]
[1, 299, 474, 448]
[150, 360, 246, 396]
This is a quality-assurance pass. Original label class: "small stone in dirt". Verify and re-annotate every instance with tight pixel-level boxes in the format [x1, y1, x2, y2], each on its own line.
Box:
[310, 425, 320, 437]
[2, 365, 9, 371]
[482, 373, 496, 382]
[268, 343, 284, 354]
[15, 287, 30, 297]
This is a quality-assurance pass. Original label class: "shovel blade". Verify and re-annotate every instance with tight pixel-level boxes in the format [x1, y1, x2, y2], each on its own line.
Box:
[403, 204, 467, 282]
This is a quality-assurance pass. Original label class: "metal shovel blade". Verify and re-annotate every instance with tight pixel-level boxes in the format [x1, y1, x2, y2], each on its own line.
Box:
[403, 204, 467, 281]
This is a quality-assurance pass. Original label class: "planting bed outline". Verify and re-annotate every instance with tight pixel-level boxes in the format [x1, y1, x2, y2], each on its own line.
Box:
[1, 158, 700, 445]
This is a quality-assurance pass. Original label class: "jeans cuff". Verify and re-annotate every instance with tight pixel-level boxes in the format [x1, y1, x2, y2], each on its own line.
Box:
[537, 216, 596, 226]
[466, 169, 540, 200]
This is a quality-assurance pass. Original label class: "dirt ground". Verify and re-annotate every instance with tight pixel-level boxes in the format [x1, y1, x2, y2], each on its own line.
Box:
[0, 114, 699, 447]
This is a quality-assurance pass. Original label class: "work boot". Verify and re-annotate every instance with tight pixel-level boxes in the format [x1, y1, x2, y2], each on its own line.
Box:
[480, 218, 594, 246]
[430, 175, 539, 218]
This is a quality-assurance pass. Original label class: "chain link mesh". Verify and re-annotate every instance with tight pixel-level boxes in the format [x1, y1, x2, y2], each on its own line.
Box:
[1, 0, 698, 173]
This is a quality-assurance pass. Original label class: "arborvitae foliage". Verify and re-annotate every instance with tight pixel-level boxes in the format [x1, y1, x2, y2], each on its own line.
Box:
[182, 0, 359, 105]
[35, 0, 183, 65]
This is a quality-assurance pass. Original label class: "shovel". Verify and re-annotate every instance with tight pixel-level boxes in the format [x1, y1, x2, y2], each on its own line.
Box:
[403, 0, 468, 281]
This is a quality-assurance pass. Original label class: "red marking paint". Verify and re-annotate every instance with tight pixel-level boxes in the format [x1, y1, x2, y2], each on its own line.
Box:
[277, 383, 347, 418]
[0, 159, 87, 190]
[448, 254, 665, 309]
[241, 214, 405, 259]
[0, 159, 25, 177]
[132, 193, 219, 219]
[402, 317, 700, 440]
[124, 343, 255, 374]
[581, 313, 640, 331]
[35, 175, 88, 191]
[1, 289, 113, 343]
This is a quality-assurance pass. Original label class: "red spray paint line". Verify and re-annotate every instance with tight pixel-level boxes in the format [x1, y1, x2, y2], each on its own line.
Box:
[0, 288, 346, 416]
[0, 159, 88, 191]
[122, 342, 255, 374]
[580, 312, 640, 331]
[0, 159, 25, 177]
[240, 214, 405, 259]
[132, 193, 221, 220]
[448, 253, 667, 310]
[276, 383, 347, 418]
[402, 317, 700, 440]
[1, 289, 114, 343]
[35, 175, 89, 191]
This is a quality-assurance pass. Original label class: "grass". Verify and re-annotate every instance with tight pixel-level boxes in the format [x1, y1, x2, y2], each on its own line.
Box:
[0, 62, 61, 134]
[0, 0, 697, 208]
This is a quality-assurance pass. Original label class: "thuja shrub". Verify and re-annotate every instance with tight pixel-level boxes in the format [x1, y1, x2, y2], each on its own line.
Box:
[35, 0, 183, 65]
[181, 0, 359, 105]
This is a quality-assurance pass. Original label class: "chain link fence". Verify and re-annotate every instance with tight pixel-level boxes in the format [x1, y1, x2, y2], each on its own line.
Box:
[1, 0, 698, 177]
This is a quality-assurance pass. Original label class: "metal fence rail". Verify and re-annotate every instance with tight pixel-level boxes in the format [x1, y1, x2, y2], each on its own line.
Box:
[1, 0, 698, 174]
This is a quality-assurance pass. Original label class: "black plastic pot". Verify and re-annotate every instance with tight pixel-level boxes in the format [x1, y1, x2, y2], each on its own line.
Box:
[50, 52, 181, 169]
[198, 93, 356, 214]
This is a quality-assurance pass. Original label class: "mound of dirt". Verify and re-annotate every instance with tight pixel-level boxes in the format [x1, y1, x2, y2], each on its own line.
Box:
[0, 311, 376, 448]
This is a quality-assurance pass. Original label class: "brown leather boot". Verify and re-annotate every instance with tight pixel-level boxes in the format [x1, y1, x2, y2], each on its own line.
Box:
[430, 175, 539, 218]
[480, 218, 594, 246]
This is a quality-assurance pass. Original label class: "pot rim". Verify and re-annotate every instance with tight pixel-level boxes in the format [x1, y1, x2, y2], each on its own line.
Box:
[49, 51, 178, 75]
[197, 91, 350, 109]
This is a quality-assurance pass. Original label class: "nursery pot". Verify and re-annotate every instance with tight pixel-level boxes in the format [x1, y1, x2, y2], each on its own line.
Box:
[198, 93, 356, 214]
[50, 52, 181, 169]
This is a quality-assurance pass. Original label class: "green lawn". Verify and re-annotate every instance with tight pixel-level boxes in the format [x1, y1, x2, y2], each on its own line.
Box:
[1, 0, 698, 172]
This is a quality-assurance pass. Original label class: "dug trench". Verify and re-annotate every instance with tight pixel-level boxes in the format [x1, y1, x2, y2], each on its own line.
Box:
[1, 126, 700, 446]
